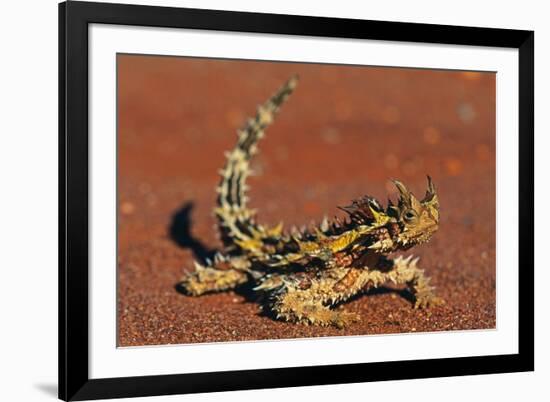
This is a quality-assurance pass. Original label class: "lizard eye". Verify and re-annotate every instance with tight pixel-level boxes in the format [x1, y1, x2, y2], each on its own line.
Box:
[403, 209, 418, 222]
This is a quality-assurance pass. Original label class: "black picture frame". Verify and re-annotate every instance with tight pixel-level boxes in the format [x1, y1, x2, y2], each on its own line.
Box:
[59, 1, 534, 400]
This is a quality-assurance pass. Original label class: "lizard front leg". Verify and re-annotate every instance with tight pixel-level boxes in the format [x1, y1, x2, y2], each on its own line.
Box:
[385, 255, 444, 308]
[270, 286, 360, 328]
[268, 268, 368, 328]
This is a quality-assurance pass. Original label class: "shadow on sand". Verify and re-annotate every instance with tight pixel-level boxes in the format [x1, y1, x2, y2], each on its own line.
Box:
[169, 201, 217, 265]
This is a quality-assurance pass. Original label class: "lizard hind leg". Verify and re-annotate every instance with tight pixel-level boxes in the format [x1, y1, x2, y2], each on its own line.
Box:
[179, 259, 249, 296]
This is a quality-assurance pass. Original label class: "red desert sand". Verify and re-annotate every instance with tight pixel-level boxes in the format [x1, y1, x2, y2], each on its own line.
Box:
[117, 56, 496, 346]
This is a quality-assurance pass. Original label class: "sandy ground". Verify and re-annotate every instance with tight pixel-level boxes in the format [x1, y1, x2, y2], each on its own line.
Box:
[117, 55, 496, 346]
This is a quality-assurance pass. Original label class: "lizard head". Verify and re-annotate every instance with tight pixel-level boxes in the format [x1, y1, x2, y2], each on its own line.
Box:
[338, 176, 439, 254]
[385, 176, 439, 250]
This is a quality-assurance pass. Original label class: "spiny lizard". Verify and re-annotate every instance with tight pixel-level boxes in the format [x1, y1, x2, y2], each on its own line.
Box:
[179, 76, 443, 328]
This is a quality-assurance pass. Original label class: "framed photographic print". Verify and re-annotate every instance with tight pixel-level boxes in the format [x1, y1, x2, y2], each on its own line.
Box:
[59, 1, 534, 400]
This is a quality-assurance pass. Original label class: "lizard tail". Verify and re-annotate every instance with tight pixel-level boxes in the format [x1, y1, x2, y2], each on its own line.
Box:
[214, 75, 298, 250]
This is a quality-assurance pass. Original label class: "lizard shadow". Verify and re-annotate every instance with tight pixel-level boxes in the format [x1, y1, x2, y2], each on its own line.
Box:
[169, 201, 217, 265]
[345, 286, 415, 305]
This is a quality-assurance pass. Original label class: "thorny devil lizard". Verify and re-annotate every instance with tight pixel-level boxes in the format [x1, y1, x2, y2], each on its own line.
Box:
[179, 75, 443, 328]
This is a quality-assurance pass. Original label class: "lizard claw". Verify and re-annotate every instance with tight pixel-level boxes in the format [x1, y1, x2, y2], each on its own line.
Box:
[414, 294, 445, 309]
[332, 311, 361, 329]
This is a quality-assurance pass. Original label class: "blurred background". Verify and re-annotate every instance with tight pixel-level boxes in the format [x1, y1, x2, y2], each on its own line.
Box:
[117, 55, 495, 346]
